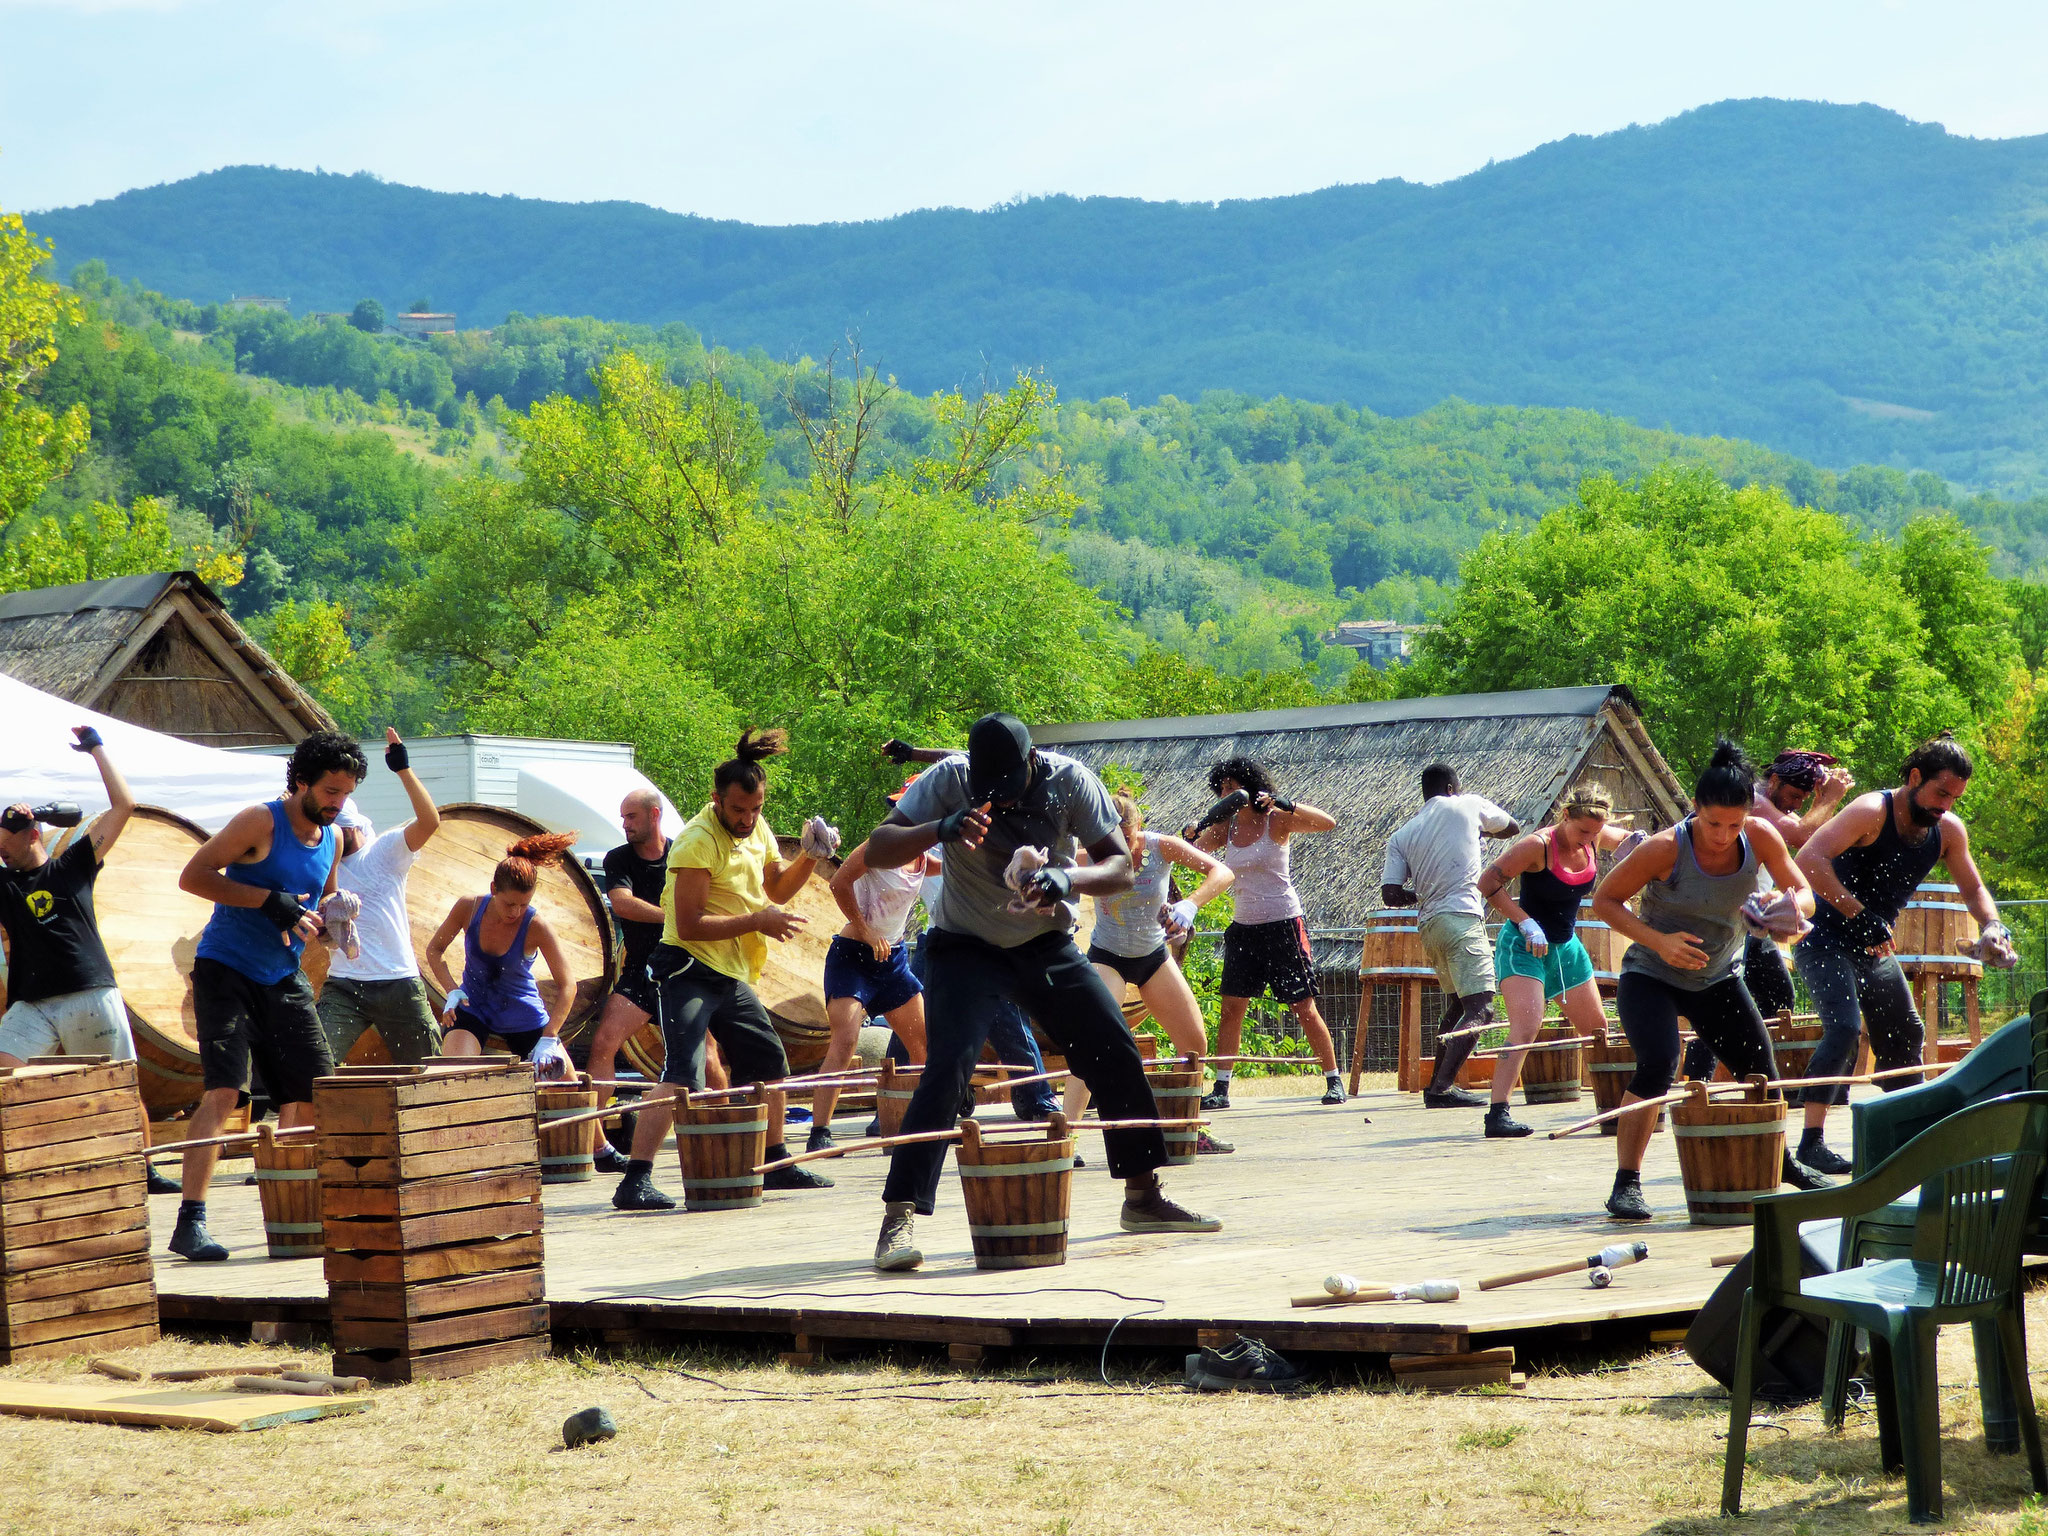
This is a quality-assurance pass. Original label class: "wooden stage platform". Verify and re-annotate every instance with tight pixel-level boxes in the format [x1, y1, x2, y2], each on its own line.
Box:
[150, 1085, 1759, 1365]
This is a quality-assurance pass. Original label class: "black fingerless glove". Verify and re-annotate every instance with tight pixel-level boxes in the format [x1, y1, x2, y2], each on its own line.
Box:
[1268, 794, 1295, 813]
[1840, 907, 1893, 951]
[259, 890, 311, 931]
[386, 739, 409, 773]
[881, 738, 915, 764]
[1024, 867, 1074, 906]
[71, 726, 104, 753]
[934, 807, 973, 844]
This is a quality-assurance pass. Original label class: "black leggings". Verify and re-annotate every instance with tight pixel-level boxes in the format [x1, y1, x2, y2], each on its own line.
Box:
[1618, 970, 1775, 1100]
[1680, 936, 1795, 1080]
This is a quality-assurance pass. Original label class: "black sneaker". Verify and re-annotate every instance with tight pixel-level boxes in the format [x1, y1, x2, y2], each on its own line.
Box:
[806, 1126, 836, 1155]
[1798, 1140, 1853, 1176]
[612, 1169, 676, 1211]
[592, 1144, 629, 1175]
[1320, 1082, 1346, 1106]
[1781, 1153, 1833, 1192]
[1186, 1335, 1307, 1393]
[1074, 1152, 1088, 1169]
[863, 1118, 882, 1138]
[1605, 1181, 1653, 1222]
[1484, 1105, 1533, 1139]
[1423, 1085, 1487, 1109]
[146, 1165, 182, 1195]
[1200, 1087, 1231, 1111]
[764, 1163, 835, 1191]
[168, 1212, 227, 1262]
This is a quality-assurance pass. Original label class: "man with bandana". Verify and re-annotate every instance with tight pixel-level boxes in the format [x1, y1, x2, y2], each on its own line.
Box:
[1790, 733, 2014, 1174]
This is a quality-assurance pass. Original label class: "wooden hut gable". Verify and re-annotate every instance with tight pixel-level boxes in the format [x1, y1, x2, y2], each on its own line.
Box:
[0, 572, 334, 748]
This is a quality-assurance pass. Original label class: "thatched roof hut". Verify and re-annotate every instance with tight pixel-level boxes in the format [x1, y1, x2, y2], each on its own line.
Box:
[1034, 684, 1688, 957]
[0, 572, 335, 749]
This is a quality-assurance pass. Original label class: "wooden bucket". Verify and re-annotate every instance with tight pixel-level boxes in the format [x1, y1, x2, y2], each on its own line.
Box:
[75, 806, 215, 1115]
[1147, 1061, 1204, 1164]
[1892, 883, 1982, 978]
[1520, 1024, 1586, 1105]
[536, 1078, 599, 1184]
[1360, 907, 1430, 979]
[1031, 1029, 1158, 1079]
[1587, 1033, 1664, 1135]
[405, 805, 615, 1036]
[252, 1123, 322, 1259]
[956, 1116, 1075, 1270]
[1768, 1017, 1824, 1084]
[876, 1059, 918, 1138]
[1576, 904, 1624, 991]
[1935, 1037, 1977, 1065]
[675, 1095, 768, 1211]
[1672, 1077, 1786, 1227]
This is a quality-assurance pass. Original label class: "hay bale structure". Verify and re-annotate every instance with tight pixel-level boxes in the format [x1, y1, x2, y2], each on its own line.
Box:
[1035, 686, 1689, 1078]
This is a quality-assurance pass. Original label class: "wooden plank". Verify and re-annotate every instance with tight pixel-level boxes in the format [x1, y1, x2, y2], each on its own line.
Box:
[2, 1128, 145, 1177]
[323, 1116, 538, 1159]
[0, 1377, 364, 1432]
[331, 1301, 550, 1354]
[323, 1200, 543, 1254]
[1394, 1346, 1515, 1372]
[334, 1330, 549, 1383]
[5, 1279, 157, 1327]
[323, 1232, 544, 1288]
[3, 1300, 160, 1347]
[3, 1202, 149, 1252]
[315, 1082, 536, 1136]
[0, 1255, 153, 1304]
[0, 1177, 145, 1231]
[327, 1268, 543, 1322]
[319, 1168, 541, 1221]
[0, 1088, 145, 1133]
[3, 1225, 150, 1275]
[1396, 1363, 1515, 1390]
[0, 1104, 146, 1152]
[0, 1321, 160, 1365]
[320, 1138, 536, 1184]
[0, 1062, 138, 1107]
[0, 1158, 136, 1209]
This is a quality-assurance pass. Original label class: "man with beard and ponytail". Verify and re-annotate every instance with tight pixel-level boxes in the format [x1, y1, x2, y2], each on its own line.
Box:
[171, 730, 367, 1261]
[610, 729, 841, 1212]
[866, 713, 1219, 1273]
[1789, 733, 2014, 1175]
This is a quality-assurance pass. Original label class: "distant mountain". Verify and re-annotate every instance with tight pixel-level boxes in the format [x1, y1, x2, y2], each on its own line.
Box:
[31, 99, 2048, 492]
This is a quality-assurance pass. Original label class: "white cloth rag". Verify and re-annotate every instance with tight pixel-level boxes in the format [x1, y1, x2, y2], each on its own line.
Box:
[318, 889, 363, 960]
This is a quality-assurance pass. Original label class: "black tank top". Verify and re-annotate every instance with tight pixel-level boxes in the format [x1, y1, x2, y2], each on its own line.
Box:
[1518, 828, 1598, 944]
[1812, 789, 1944, 940]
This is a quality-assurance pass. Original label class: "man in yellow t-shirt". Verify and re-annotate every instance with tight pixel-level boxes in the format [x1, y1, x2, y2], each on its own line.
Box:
[612, 729, 834, 1210]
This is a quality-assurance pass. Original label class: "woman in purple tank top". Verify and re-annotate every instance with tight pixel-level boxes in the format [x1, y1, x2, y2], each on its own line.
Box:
[425, 833, 581, 1076]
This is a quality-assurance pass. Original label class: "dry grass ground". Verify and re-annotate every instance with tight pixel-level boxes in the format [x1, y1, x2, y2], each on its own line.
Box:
[3, 1293, 2046, 1536]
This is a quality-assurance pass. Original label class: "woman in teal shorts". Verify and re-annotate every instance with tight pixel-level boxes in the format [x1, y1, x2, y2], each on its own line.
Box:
[1474, 785, 1639, 1137]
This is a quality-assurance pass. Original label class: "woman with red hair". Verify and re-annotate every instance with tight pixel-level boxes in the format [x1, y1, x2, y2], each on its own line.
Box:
[424, 832, 580, 1078]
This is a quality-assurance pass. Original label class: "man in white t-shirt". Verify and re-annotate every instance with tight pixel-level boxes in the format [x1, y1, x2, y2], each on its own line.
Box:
[318, 730, 445, 1065]
[1380, 762, 1518, 1109]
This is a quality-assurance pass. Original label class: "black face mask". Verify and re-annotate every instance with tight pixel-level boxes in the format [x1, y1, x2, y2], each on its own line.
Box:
[1905, 790, 1943, 828]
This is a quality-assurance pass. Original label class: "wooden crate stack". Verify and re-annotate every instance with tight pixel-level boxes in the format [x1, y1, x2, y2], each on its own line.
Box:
[314, 1060, 549, 1382]
[1391, 1346, 1525, 1393]
[0, 1059, 159, 1363]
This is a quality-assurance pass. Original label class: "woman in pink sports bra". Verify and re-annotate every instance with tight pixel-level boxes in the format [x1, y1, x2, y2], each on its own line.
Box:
[1474, 784, 1638, 1138]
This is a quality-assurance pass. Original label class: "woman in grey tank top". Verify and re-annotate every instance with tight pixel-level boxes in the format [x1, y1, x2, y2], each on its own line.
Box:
[1590, 740, 1820, 1222]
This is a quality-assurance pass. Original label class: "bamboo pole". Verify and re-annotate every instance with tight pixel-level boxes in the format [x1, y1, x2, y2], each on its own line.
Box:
[146, 1124, 317, 1161]
[1468, 1037, 1595, 1061]
[754, 1117, 1207, 1172]
[1547, 1062, 1952, 1139]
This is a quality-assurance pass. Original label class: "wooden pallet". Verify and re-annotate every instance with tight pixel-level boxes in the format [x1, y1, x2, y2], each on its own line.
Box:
[0, 1061, 159, 1363]
[313, 1061, 548, 1383]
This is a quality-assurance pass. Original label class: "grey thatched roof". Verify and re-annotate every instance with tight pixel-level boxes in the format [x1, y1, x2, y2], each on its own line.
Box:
[0, 571, 334, 743]
[1035, 684, 1686, 963]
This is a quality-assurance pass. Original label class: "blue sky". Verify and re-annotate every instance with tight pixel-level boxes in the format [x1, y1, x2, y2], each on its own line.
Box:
[3, 0, 2045, 224]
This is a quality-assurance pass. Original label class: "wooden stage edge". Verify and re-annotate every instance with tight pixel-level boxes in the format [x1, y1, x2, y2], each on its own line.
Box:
[149, 1086, 1801, 1364]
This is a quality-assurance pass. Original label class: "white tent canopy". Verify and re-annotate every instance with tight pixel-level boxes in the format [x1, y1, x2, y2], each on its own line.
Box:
[516, 762, 682, 865]
[0, 673, 296, 833]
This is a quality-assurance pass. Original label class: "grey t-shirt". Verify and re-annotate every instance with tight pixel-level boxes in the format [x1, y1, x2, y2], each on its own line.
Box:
[894, 751, 1120, 948]
[1381, 793, 1516, 923]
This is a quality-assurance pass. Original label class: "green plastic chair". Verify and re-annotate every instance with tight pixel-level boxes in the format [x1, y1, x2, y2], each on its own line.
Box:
[1722, 1091, 2048, 1523]
[1822, 1010, 2045, 1439]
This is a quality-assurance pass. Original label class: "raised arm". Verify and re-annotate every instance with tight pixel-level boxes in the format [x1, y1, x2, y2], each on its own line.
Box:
[1256, 790, 1336, 837]
[528, 916, 575, 1036]
[424, 896, 476, 998]
[868, 803, 990, 870]
[388, 730, 442, 853]
[762, 846, 819, 906]
[1794, 791, 1888, 921]
[76, 726, 134, 860]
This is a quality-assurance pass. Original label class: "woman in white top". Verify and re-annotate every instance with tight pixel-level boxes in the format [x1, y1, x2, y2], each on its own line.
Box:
[1068, 791, 1234, 1138]
[1190, 756, 1344, 1107]
[810, 836, 942, 1150]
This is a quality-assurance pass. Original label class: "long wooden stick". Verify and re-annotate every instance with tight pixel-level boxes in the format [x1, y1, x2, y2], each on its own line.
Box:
[1547, 1062, 1953, 1140]
[147, 1124, 316, 1160]
[753, 1117, 1206, 1172]
[1204, 1055, 1322, 1066]
[1468, 1037, 1595, 1061]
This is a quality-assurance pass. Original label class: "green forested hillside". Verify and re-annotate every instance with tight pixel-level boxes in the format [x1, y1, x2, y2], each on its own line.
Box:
[32, 100, 2048, 491]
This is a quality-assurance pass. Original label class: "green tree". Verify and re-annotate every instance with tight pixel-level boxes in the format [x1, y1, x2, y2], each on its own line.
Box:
[349, 298, 386, 333]
[0, 209, 88, 527]
[0, 496, 242, 593]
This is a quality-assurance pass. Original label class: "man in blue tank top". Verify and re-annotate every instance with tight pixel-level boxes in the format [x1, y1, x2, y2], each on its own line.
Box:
[1791, 733, 2013, 1175]
[169, 731, 367, 1261]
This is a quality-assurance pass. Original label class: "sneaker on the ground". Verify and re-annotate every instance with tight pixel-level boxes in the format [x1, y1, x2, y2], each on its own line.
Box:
[764, 1163, 835, 1191]
[874, 1200, 923, 1272]
[1196, 1129, 1235, 1155]
[1798, 1141, 1853, 1176]
[168, 1213, 227, 1262]
[1199, 1087, 1231, 1111]
[1120, 1182, 1222, 1234]
[1185, 1335, 1307, 1393]
[1320, 1083, 1347, 1106]
[1781, 1153, 1832, 1192]
[1422, 1085, 1488, 1110]
[612, 1169, 676, 1211]
[863, 1118, 882, 1138]
[1605, 1182, 1653, 1221]
[806, 1125, 836, 1154]
[1484, 1106, 1534, 1139]
[146, 1166, 181, 1195]
[592, 1144, 629, 1175]
[1073, 1151, 1088, 1169]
